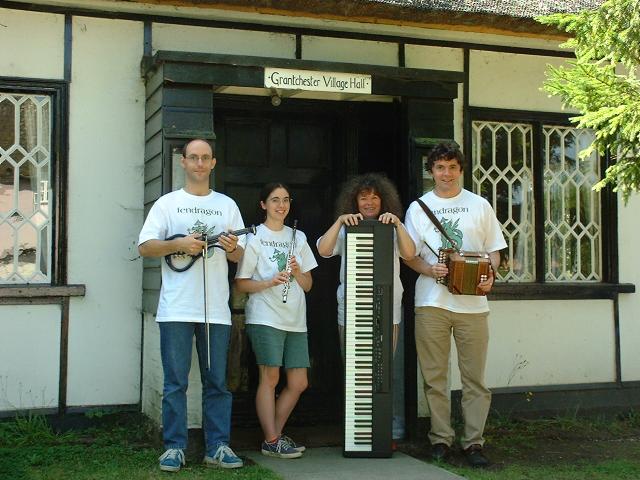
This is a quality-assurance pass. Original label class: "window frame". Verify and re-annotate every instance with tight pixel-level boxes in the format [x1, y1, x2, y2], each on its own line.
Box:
[466, 107, 631, 300]
[0, 77, 70, 292]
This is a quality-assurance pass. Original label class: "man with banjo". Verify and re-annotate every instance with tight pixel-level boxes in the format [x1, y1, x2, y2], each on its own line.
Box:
[138, 138, 248, 472]
[404, 142, 506, 468]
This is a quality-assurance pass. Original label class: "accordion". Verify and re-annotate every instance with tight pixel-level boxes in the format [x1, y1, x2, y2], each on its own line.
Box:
[436, 248, 490, 296]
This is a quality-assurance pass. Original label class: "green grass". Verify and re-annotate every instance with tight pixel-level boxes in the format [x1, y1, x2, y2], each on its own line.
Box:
[438, 411, 640, 480]
[0, 414, 281, 480]
[3, 411, 640, 480]
[449, 460, 640, 480]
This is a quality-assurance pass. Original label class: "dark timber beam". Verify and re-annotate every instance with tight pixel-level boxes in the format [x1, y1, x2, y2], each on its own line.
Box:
[144, 50, 462, 100]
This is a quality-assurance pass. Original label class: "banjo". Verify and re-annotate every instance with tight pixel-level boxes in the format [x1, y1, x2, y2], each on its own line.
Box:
[164, 225, 256, 272]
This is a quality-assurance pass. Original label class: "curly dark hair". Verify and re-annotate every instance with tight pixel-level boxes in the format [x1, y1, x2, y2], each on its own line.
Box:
[425, 141, 464, 173]
[334, 173, 403, 219]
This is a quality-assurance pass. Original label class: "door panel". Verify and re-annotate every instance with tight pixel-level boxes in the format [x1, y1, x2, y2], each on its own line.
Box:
[224, 117, 270, 167]
[214, 96, 344, 424]
[288, 122, 331, 168]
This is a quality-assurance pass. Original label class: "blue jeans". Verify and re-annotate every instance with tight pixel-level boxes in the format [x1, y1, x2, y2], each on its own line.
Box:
[159, 321, 232, 454]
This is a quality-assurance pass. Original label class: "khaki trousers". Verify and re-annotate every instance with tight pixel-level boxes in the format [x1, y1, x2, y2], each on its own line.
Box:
[415, 306, 490, 449]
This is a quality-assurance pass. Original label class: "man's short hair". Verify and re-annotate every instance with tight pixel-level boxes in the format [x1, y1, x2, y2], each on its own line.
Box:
[426, 141, 464, 172]
[182, 138, 215, 157]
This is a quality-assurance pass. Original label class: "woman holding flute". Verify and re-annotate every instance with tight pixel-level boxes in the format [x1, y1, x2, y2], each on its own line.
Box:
[235, 182, 318, 459]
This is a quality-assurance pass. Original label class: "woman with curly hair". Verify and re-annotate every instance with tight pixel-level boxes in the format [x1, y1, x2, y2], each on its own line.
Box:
[316, 173, 416, 432]
[316, 173, 415, 443]
[316, 172, 415, 354]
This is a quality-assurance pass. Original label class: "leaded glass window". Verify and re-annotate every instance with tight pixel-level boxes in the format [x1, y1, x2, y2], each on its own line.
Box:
[0, 93, 53, 284]
[543, 125, 601, 281]
[472, 121, 535, 282]
[471, 118, 602, 284]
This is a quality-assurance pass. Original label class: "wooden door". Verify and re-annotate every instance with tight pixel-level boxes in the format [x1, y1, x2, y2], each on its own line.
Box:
[213, 96, 345, 425]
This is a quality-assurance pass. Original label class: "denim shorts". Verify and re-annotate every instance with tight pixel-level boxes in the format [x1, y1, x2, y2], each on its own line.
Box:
[246, 324, 310, 369]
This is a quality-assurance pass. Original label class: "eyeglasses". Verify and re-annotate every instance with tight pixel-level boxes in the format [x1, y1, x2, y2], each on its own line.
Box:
[185, 154, 213, 162]
[267, 197, 292, 205]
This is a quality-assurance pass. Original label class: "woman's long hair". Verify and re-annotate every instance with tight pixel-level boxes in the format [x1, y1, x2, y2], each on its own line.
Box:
[334, 173, 403, 219]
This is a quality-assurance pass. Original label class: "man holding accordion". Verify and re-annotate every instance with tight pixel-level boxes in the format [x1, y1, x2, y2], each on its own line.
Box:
[404, 142, 507, 468]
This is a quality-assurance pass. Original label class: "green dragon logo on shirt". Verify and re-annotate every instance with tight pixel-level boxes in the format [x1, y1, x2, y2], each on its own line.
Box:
[440, 217, 463, 249]
[188, 220, 216, 258]
[269, 249, 288, 271]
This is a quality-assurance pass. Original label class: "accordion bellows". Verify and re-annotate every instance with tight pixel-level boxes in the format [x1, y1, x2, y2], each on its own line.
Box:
[437, 249, 490, 296]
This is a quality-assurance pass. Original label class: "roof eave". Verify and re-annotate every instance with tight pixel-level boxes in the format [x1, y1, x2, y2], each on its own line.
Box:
[125, 0, 570, 38]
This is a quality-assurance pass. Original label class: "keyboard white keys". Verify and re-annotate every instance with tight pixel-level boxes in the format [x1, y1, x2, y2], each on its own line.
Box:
[343, 222, 394, 458]
[345, 233, 374, 451]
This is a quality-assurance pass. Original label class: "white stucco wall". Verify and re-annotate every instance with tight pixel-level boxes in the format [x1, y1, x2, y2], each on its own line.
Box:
[418, 299, 617, 416]
[483, 300, 616, 387]
[152, 23, 296, 58]
[618, 193, 640, 382]
[65, 16, 145, 407]
[141, 313, 162, 424]
[469, 51, 574, 112]
[0, 304, 61, 412]
[302, 36, 398, 67]
[405, 44, 463, 72]
[0, 8, 64, 79]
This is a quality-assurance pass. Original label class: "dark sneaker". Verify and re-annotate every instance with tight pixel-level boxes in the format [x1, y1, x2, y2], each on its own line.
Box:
[281, 434, 306, 453]
[159, 448, 185, 472]
[204, 443, 244, 469]
[464, 444, 490, 468]
[431, 443, 450, 461]
[261, 437, 303, 459]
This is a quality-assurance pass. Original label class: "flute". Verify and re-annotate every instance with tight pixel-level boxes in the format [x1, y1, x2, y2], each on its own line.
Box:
[282, 220, 298, 303]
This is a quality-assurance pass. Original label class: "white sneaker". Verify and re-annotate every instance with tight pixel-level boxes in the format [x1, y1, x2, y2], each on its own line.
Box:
[204, 443, 244, 469]
[159, 448, 185, 472]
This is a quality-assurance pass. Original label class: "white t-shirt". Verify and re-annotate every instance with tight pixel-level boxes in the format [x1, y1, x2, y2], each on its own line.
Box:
[236, 224, 318, 332]
[316, 226, 404, 326]
[138, 188, 246, 324]
[405, 189, 507, 313]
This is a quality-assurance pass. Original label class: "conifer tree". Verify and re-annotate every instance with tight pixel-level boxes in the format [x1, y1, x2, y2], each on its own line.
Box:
[538, 0, 640, 203]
